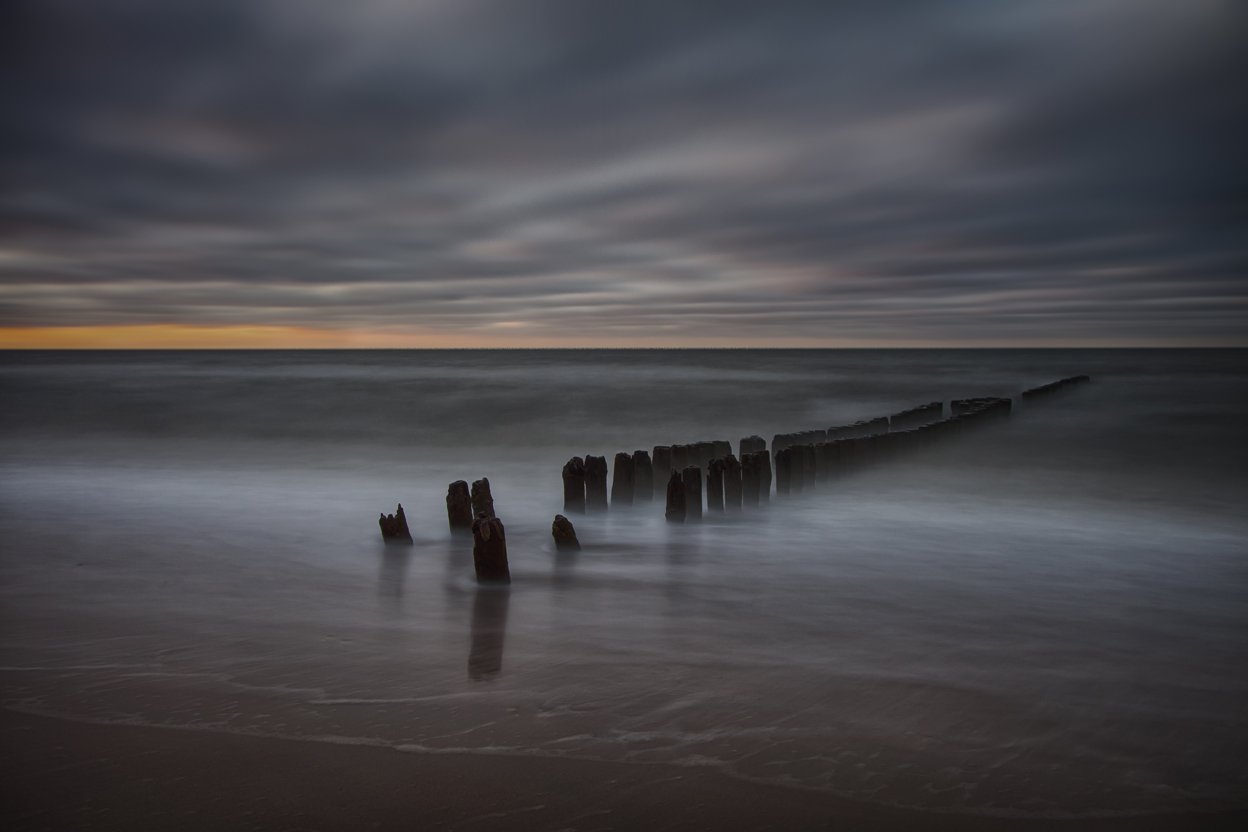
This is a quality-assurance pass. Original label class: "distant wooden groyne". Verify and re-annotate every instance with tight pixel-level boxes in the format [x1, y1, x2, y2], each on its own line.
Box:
[559, 375, 1091, 522]
[377, 375, 1091, 583]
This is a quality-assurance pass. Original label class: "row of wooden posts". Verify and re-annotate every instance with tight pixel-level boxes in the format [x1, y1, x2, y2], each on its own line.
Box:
[378, 376, 1091, 584]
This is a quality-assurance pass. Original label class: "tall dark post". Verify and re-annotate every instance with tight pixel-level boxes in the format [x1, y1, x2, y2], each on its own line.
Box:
[446, 480, 473, 531]
[758, 450, 772, 502]
[652, 446, 672, 489]
[471, 477, 495, 519]
[741, 453, 761, 507]
[722, 454, 742, 512]
[632, 450, 654, 502]
[694, 441, 716, 469]
[584, 455, 608, 512]
[775, 448, 793, 496]
[611, 451, 635, 507]
[379, 503, 413, 544]
[712, 440, 732, 460]
[739, 435, 766, 457]
[471, 515, 510, 584]
[800, 445, 817, 490]
[682, 466, 702, 522]
[664, 470, 686, 523]
[706, 458, 725, 512]
[562, 456, 586, 514]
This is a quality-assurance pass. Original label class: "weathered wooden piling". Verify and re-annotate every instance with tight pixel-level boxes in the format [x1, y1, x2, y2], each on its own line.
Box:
[890, 402, 942, 430]
[775, 447, 793, 496]
[706, 458, 725, 512]
[562, 456, 586, 514]
[632, 450, 654, 502]
[712, 440, 732, 460]
[758, 450, 772, 501]
[694, 441, 717, 469]
[739, 435, 766, 457]
[471, 477, 495, 519]
[611, 451, 635, 507]
[682, 466, 703, 521]
[584, 455, 608, 512]
[446, 480, 473, 531]
[471, 515, 511, 584]
[652, 445, 672, 489]
[741, 452, 761, 507]
[378, 503, 413, 544]
[815, 442, 832, 483]
[723, 454, 742, 512]
[799, 444, 817, 489]
[552, 514, 580, 550]
[664, 470, 686, 523]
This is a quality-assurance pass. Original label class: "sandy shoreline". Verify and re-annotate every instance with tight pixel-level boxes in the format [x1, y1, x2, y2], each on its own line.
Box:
[2, 710, 1244, 832]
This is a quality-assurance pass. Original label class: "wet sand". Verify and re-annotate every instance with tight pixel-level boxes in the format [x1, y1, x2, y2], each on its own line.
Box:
[3, 711, 1244, 832]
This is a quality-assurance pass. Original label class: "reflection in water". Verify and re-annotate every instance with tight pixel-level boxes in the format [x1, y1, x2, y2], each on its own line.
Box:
[378, 546, 411, 602]
[468, 588, 510, 681]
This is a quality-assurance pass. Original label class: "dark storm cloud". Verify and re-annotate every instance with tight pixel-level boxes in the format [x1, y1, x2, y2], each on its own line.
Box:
[2, 0, 1245, 343]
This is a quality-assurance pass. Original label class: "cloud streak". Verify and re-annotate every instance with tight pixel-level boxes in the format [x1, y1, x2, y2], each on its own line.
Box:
[2, 0, 1245, 345]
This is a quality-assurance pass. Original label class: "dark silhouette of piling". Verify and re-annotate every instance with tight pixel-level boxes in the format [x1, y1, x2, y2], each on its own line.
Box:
[739, 435, 766, 457]
[706, 458, 725, 512]
[378, 503, 413, 544]
[694, 441, 717, 469]
[611, 451, 635, 507]
[471, 477, 495, 519]
[632, 450, 654, 502]
[800, 444, 817, 489]
[775, 447, 793, 496]
[653, 446, 672, 488]
[723, 454, 742, 512]
[682, 466, 702, 521]
[446, 481, 473, 531]
[712, 440, 732, 460]
[741, 452, 762, 506]
[471, 515, 510, 584]
[665, 470, 686, 523]
[552, 514, 580, 550]
[671, 444, 690, 472]
[585, 455, 608, 512]
[562, 456, 586, 514]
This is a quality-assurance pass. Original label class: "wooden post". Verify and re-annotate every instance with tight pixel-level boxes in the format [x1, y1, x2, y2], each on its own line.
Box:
[562, 456, 586, 514]
[471, 515, 510, 584]
[652, 446, 672, 490]
[664, 470, 686, 523]
[611, 451, 635, 507]
[584, 455, 608, 512]
[775, 448, 793, 496]
[552, 514, 580, 550]
[632, 450, 654, 502]
[706, 458, 725, 512]
[723, 454, 742, 512]
[682, 466, 702, 522]
[471, 477, 495, 519]
[739, 435, 766, 457]
[446, 480, 473, 531]
[378, 503, 413, 544]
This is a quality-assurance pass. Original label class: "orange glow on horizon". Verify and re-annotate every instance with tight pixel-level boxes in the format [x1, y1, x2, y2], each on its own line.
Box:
[0, 325, 490, 349]
[0, 324, 1207, 349]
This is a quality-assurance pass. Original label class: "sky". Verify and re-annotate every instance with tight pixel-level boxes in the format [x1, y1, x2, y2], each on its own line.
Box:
[1, 0, 1245, 348]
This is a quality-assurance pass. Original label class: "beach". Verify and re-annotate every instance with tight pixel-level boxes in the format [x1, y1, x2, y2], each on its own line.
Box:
[2, 349, 1246, 828]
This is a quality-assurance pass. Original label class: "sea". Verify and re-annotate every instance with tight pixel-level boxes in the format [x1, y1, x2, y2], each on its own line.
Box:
[1, 349, 1245, 818]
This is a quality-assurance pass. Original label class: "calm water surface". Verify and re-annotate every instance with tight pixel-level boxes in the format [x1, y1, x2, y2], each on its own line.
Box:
[1, 349, 1246, 817]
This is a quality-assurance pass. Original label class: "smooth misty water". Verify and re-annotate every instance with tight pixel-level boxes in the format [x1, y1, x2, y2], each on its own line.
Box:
[1, 349, 1246, 817]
